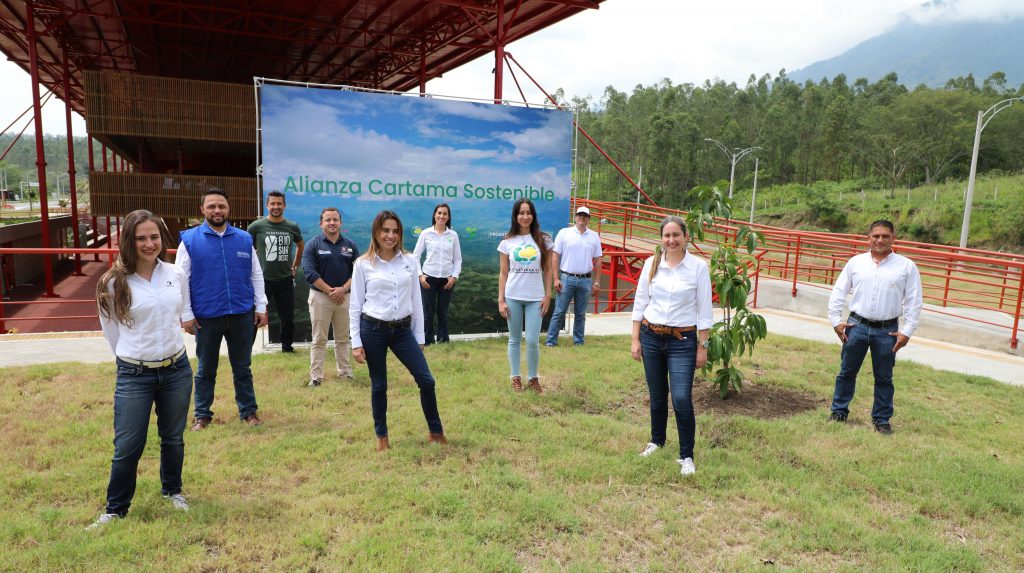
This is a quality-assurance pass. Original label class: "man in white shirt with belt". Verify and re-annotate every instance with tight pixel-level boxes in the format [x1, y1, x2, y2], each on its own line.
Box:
[545, 206, 602, 346]
[827, 219, 922, 434]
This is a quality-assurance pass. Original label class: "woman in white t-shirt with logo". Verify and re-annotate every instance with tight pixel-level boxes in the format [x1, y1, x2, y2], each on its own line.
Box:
[497, 198, 553, 393]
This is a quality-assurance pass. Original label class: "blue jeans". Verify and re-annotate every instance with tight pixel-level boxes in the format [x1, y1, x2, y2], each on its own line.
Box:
[421, 276, 453, 344]
[640, 323, 698, 459]
[831, 319, 897, 423]
[193, 309, 258, 420]
[546, 273, 592, 346]
[506, 298, 541, 378]
[360, 317, 444, 438]
[105, 353, 193, 516]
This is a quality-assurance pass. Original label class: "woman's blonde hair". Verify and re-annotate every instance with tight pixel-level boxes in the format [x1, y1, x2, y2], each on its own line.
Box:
[96, 210, 172, 326]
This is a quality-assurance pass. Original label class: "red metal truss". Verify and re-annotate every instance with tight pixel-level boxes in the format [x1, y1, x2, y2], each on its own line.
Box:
[0, 0, 604, 114]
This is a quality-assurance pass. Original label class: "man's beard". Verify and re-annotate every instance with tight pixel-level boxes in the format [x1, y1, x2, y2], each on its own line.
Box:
[206, 214, 226, 226]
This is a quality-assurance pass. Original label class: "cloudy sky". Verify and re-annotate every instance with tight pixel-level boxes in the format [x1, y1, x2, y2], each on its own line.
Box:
[2, 0, 1022, 136]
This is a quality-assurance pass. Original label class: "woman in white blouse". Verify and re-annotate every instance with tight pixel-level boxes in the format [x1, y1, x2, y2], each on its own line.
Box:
[412, 203, 462, 345]
[497, 198, 552, 393]
[89, 210, 193, 529]
[630, 216, 713, 477]
[350, 210, 446, 451]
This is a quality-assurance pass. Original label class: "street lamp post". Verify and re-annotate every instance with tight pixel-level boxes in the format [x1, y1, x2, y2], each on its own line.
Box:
[749, 157, 760, 224]
[704, 138, 762, 198]
[960, 97, 1024, 249]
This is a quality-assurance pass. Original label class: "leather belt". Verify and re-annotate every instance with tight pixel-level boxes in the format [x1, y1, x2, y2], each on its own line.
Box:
[118, 347, 186, 368]
[361, 313, 412, 329]
[849, 312, 898, 328]
[561, 271, 592, 278]
[642, 318, 696, 339]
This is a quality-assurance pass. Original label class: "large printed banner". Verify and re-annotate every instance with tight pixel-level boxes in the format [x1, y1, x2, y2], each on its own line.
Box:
[259, 83, 573, 338]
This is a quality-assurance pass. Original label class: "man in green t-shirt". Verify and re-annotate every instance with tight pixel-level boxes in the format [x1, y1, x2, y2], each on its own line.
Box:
[247, 190, 304, 352]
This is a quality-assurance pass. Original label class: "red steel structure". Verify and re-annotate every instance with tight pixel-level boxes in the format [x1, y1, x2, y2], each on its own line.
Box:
[0, 0, 605, 296]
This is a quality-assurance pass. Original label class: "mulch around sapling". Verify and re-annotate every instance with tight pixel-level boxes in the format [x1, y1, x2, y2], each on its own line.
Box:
[693, 374, 826, 419]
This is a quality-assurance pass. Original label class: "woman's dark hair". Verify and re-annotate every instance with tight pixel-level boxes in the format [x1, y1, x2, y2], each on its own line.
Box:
[504, 198, 549, 269]
[362, 210, 405, 263]
[431, 203, 452, 229]
[96, 210, 172, 326]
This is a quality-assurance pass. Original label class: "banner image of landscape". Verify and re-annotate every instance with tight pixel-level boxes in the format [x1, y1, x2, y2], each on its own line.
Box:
[258, 82, 574, 340]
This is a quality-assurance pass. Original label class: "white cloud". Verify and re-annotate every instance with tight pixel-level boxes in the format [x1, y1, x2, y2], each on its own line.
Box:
[907, 0, 1024, 23]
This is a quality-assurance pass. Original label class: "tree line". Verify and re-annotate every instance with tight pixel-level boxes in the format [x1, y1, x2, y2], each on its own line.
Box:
[560, 71, 1024, 208]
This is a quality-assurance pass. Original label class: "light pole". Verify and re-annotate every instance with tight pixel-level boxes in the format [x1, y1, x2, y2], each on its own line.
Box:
[748, 157, 760, 224]
[960, 97, 1024, 249]
[704, 138, 762, 198]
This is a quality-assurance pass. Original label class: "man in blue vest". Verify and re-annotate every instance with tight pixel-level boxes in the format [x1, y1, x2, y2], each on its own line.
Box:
[177, 189, 268, 430]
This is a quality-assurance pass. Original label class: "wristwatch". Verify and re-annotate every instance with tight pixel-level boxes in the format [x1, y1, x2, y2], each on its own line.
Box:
[699, 339, 710, 349]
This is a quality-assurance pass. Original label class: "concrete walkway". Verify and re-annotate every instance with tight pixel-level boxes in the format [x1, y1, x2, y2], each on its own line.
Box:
[1, 307, 1021, 387]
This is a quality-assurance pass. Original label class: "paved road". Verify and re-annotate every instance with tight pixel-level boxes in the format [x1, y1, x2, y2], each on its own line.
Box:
[2, 307, 1021, 387]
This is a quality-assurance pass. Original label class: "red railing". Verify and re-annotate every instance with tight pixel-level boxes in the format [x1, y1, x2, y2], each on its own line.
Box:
[579, 199, 1024, 350]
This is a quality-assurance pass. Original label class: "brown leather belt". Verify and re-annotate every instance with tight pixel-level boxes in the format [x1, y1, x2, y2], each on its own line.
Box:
[642, 318, 696, 339]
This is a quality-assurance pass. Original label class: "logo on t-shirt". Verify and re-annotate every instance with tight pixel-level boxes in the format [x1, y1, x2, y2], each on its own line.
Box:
[512, 244, 539, 263]
[263, 234, 292, 262]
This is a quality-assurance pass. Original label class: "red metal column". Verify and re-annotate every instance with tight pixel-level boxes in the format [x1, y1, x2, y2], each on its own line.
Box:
[102, 145, 110, 245]
[62, 51, 83, 275]
[418, 42, 426, 95]
[88, 137, 99, 261]
[493, 0, 505, 104]
[25, 0, 56, 297]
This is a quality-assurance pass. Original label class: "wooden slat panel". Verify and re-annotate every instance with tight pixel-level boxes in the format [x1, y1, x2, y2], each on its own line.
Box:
[84, 71, 255, 143]
[89, 172, 258, 220]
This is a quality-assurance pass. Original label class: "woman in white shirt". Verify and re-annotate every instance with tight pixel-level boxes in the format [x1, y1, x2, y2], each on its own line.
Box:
[350, 210, 446, 451]
[630, 216, 713, 477]
[497, 198, 552, 393]
[412, 203, 462, 345]
[89, 210, 192, 529]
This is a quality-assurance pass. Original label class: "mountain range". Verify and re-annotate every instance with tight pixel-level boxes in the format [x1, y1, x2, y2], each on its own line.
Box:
[789, 18, 1024, 88]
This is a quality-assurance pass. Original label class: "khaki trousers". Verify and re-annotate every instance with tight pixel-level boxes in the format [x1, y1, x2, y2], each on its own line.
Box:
[308, 289, 351, 381]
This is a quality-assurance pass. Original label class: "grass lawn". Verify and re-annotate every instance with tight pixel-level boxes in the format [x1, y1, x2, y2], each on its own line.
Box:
[2, 333, 1023, 572]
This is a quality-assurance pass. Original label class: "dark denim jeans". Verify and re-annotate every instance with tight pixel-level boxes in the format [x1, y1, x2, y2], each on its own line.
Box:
[193, 309, 258, 420]
[421, 275, 453, 344]
[360, 316, 444, 438]
[831, 319, 897, 423]
[640, 323, 698, 459]
[263, 276, 295, 350]
[105, 353, 193, 516]
[545, 273, 592, 346]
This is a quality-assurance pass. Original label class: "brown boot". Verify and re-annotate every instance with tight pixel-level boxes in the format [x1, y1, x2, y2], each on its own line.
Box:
[376, 436, 390, 451]
[510, 376, 523, 392]
[526, 377, 543, 394]
[428, 432, 448, 445]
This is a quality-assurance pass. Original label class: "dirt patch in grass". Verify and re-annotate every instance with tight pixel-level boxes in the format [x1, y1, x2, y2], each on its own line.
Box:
[694, 378, 826, 419]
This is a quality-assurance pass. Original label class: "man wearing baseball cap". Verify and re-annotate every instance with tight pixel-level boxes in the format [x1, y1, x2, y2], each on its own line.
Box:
[545, 206, 603, 346]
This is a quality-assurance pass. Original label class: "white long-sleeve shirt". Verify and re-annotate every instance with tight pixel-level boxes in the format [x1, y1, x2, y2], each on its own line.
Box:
[631, 252, 714, 330]
[412, 227, 462, 279]
[99, 260, 188, 361]
[828, 251, 922, 337]
[349, 252, 425, 348]
[174, 238, 267, 321]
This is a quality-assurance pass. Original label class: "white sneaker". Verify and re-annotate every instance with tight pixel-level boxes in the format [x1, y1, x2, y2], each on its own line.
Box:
[639, 442, 661, 457]
[164, 493, 190, 511]
[677, 458, 696, 476]
[86, 513, 121, 530]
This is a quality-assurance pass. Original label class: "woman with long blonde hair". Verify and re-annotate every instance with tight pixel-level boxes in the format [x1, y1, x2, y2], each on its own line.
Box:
[88, 209, 193, 529]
